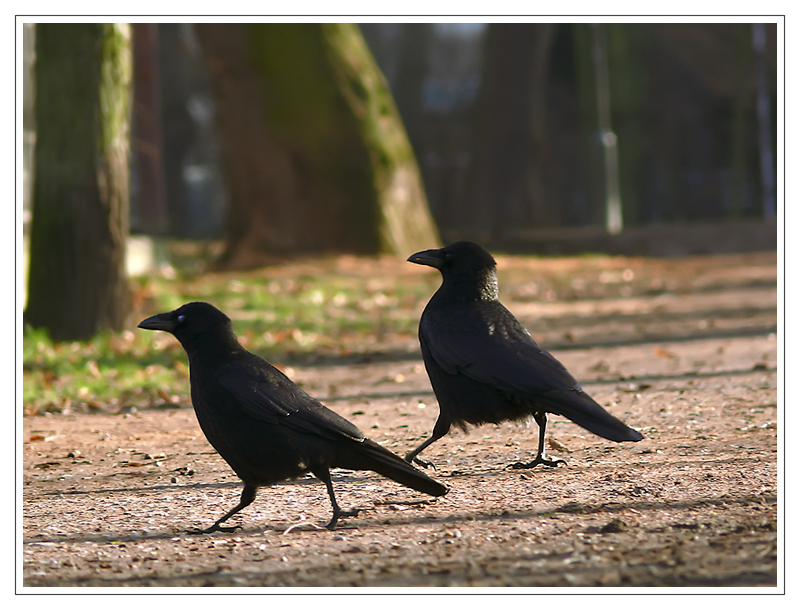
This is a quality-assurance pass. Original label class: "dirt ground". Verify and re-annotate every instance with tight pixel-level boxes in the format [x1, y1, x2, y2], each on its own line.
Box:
[21, 252, 779, 588]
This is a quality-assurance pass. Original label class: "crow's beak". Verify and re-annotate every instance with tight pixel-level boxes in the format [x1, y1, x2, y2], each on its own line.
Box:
[407, 248, 444, 269]
[138, 312, 176, 332]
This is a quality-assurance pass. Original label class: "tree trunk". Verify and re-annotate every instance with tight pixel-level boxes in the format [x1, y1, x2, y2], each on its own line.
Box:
[131, 23, 167, 235]
[729, 23, 752, 217]
[195, 23, 439, 269]
[467, 24, 557, 241]
[467, 24, 530, 239]
[524, 23, 557, 228]
[26, 23, 132, 341]
[572, 24, 606, 226]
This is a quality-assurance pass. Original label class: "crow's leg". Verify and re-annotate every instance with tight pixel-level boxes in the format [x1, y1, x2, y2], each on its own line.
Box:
[509, 412, 567, 469]
[189, 484, 258, 534]
[313, 467, 359, 530]
[404, 416, 451, 469]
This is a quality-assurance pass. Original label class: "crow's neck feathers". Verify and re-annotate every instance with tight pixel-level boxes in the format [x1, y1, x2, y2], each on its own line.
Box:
[179, 322, 244, 365]
[437, 265, 499, 304]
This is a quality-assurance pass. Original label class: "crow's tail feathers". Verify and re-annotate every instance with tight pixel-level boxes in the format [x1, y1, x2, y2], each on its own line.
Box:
[541, 389, 644, 443]
[344, 439, 448, 497]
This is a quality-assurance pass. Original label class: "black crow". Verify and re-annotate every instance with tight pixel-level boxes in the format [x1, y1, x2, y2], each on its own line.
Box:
[139, 302, 447, 532]
[405, 241, 643, 469]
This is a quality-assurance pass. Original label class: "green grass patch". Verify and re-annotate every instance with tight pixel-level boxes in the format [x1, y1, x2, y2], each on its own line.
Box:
[23, 255, 441, 415]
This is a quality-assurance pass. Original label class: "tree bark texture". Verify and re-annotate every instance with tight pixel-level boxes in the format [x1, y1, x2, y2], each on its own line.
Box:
[467, 24, 557, 239]
[26, 23, 132, 341]
[195, 23, 439, 269]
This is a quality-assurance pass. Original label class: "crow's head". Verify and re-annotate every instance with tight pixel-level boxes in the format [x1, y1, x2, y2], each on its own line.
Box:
[139, 301, 235, 347]
[408, 241, 496, 272]
[408, 242, 498, 301]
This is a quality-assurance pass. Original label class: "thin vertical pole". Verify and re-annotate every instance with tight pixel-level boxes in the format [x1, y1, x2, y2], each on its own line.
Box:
[592, 23, 623, 234]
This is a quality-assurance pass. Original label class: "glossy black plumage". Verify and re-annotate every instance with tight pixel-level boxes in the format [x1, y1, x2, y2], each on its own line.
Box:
[405, 241, 643, 469]
[139, 302, 446, 532]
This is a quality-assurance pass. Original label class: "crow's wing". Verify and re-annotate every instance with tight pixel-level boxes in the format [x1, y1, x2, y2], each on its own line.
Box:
[421, 301, 580, 395]
[215, 355, 365, 443]
[420, 301, 642, 442]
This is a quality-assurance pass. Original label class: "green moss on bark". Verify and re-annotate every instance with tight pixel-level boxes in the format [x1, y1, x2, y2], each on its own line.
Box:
[212, 23, 438, 259]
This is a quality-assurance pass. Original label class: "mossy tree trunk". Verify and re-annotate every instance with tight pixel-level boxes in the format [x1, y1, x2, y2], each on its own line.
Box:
[26, 23, 132, 341]
[195, 23, 439, 269]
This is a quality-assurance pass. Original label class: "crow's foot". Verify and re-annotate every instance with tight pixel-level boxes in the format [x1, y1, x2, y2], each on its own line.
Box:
[326, 509, 360, 530]
[507, 456, 567, 470]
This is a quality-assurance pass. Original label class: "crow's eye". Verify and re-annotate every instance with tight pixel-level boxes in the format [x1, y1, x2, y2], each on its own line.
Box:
[177, 314, 186, 324]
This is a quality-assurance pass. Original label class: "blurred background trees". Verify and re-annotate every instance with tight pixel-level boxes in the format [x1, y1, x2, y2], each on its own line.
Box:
[193, 23, 439, 269]
[21, 21, 779, 340]
[361, 23, 777, 240]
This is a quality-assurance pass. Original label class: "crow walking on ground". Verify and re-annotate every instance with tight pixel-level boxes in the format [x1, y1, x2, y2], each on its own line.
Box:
[139, 302, 447, 532]
[405, 241, 643, 469]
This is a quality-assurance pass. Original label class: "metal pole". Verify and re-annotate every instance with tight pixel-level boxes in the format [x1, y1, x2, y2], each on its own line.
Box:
[592, 23, 623, 234]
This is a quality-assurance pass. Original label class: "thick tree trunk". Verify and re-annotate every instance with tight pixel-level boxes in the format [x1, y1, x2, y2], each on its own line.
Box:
[525, 23, 557, 228]
[467, 24, 557, 240]
[195, 23, 439, 269]
[26, 23, 132, 341]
